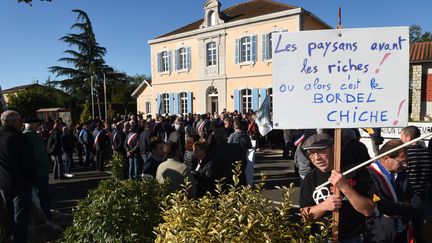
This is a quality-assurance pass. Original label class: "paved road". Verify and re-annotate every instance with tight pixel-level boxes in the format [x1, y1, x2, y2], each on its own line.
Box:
[254, 149, 300, 206]
[48, 148, 299, 215]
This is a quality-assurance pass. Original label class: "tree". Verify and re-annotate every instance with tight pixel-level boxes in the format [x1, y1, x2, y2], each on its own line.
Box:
[7, 85, 71, 118]
[49, 9, 125, 104]
[409, 24, 432, 43]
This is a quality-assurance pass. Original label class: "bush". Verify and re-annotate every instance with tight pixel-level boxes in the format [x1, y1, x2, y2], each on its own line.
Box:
[106, 152, 127, 180]
[64, 179, 168, 243]
[155, 163, 331, 242]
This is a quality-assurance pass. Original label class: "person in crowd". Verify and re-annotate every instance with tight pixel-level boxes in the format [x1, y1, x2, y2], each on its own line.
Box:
[61, 126, 77, 177]
[365, 139, 421, 242]
[184, 134, 200, 170]
[125, 121, 141, 179]
[196, 114, 209, 139]
[400, 126, 432, 242]
[139, 121, 153, 165]
[192, 140, 214, 197]
[23, 117, 53, 222]
[143, 138, 165, 178]
[47, 122, 64, 180]
[0, 110, 36, 242]
[168, 117, 185, 158]
[228, 119, 252, 160]
[93, 121, 111, 172]
[223, 118, 234, 138]
[209, 128, 247, 187]
[299, 133, 376, 242]
[156, 142, 196, 198]
[112, 122, 126, 156]
[74, 124, 85, 167]
[79, 122, 94, 168]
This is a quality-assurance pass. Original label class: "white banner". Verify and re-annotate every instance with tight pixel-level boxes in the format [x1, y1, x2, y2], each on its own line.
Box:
[273, 27, 409, 129]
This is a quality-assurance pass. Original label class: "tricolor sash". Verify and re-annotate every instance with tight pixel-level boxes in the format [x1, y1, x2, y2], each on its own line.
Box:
[127, 133, 138, 146]
[370, 162, 398, 202]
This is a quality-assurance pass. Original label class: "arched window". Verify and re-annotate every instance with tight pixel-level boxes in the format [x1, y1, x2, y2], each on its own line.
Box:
[207, 42, 217, 66]
[178, 47, 187, 70]
[162, 93, 170, 114]
[161, 51, 169, 72]
[179, 92, 188, 114]
[240, 36, 252, 62]
[241, 89, 252, 114]
[208, 10, 216, 26]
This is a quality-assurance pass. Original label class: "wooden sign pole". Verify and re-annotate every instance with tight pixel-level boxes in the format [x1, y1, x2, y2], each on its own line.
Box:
[332, 7, 342, 243]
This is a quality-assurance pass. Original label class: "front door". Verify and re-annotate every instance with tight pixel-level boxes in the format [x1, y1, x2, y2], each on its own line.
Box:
[211, 97, 218, 114]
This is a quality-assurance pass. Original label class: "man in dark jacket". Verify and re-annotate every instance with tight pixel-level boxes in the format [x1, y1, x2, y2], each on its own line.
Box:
[0, 110, 36, 242]
[93, 121, 111, 172]
[47, 122, 64, 180]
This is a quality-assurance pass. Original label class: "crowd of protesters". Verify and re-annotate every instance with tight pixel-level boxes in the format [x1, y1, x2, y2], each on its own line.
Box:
[1, 107, 432, 242]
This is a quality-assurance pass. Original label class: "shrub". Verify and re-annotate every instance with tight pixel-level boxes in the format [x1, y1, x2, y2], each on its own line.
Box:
[64, 179, 168, 243]
[155, 163, 331, 242]
[106, 152, 127, 180]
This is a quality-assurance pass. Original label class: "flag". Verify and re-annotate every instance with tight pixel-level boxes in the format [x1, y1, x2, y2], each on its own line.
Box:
[255, 95, 272, 136]
[0, 85, 7, 113]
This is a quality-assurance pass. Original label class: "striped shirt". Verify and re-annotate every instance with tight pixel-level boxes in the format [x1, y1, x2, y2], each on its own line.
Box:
[405, 144, 432, 200]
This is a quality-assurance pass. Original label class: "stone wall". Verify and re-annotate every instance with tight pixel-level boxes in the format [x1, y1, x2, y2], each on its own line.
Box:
[411, 65, 422, 121]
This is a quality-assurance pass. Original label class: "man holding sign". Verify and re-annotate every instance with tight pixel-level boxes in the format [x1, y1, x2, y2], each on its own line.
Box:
[299, 133, 377, 242]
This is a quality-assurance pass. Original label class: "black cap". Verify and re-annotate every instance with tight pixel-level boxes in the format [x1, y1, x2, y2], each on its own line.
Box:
[302, 133, 333, 150]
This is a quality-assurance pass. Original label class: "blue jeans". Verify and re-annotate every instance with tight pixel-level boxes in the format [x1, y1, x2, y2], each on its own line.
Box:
[34, 175, 52, 220]
[64, 152, 73, 174]
[0, 189, 31, 243]
[128, 157, 140, 179]
[51, 155, 63, 179]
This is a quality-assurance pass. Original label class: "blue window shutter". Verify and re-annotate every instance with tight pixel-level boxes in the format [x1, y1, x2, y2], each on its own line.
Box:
[187, 92, 192, 113]
[187, 47, 191, 70]
[168, 50, 172, 72]
[235, 39, 239, 64]
[260, 88, 267, 106]
[234, 89, 240, 111]
[174, 49, 179, 71]
[252, 35, 257, 62]
[262, 34, 268, 60]
[157, 94, 162, 114]
[252, 88, 259, 111]
[174, 93, 179, 114]
[157, 52, 161, 73]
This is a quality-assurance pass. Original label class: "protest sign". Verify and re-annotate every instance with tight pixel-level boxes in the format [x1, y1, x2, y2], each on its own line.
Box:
[272, 27, 409, 129]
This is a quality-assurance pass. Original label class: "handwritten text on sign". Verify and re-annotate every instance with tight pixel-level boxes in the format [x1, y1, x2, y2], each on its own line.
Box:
[272, 27, 409, 129]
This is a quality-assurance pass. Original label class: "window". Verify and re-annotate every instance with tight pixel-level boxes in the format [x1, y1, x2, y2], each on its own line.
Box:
[179, 92, 188, 114]
[161, 51, 169, 72]
[267, 88, 273, 112]
[208, 10, 216, 26]
[235, 35, 257, 64]
[240, 36, 251, 63]
[162, 93, 170, 114]
[263, 33, 273, 60]
[207, 42, 217, 66]
[178, 48, 187, 70]
[241, 89, 252, 114]
[145, 102, 151, 114]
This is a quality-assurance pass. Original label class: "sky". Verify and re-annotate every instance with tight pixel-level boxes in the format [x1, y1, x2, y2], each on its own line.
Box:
[1, 0, 431, 90]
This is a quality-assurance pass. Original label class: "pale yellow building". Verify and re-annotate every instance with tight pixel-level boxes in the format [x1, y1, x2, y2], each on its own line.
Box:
[134, 0, 330, 116]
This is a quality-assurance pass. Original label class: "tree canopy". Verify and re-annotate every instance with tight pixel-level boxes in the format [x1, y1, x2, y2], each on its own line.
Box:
[49, 9, 125, 103]
[409, 24, 432, 43]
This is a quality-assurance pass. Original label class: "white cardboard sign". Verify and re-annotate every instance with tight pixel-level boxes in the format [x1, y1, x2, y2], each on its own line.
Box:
[272, 27, 409, 129]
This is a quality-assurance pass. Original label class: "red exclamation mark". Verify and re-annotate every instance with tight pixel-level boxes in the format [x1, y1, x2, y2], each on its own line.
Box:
[375, 53, 391, 74]
[393, 99, 406, 125]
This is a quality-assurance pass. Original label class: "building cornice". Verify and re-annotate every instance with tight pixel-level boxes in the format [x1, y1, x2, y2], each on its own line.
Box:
[148, 8, 303, 45]
[151, 73, 272, 86]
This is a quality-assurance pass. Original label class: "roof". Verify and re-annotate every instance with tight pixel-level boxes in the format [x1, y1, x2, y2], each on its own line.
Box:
[131, 79, 152, 98]
[157, 0, 298, 39]
[410, 41, 432, 63]
[2, 83, 43, 93]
